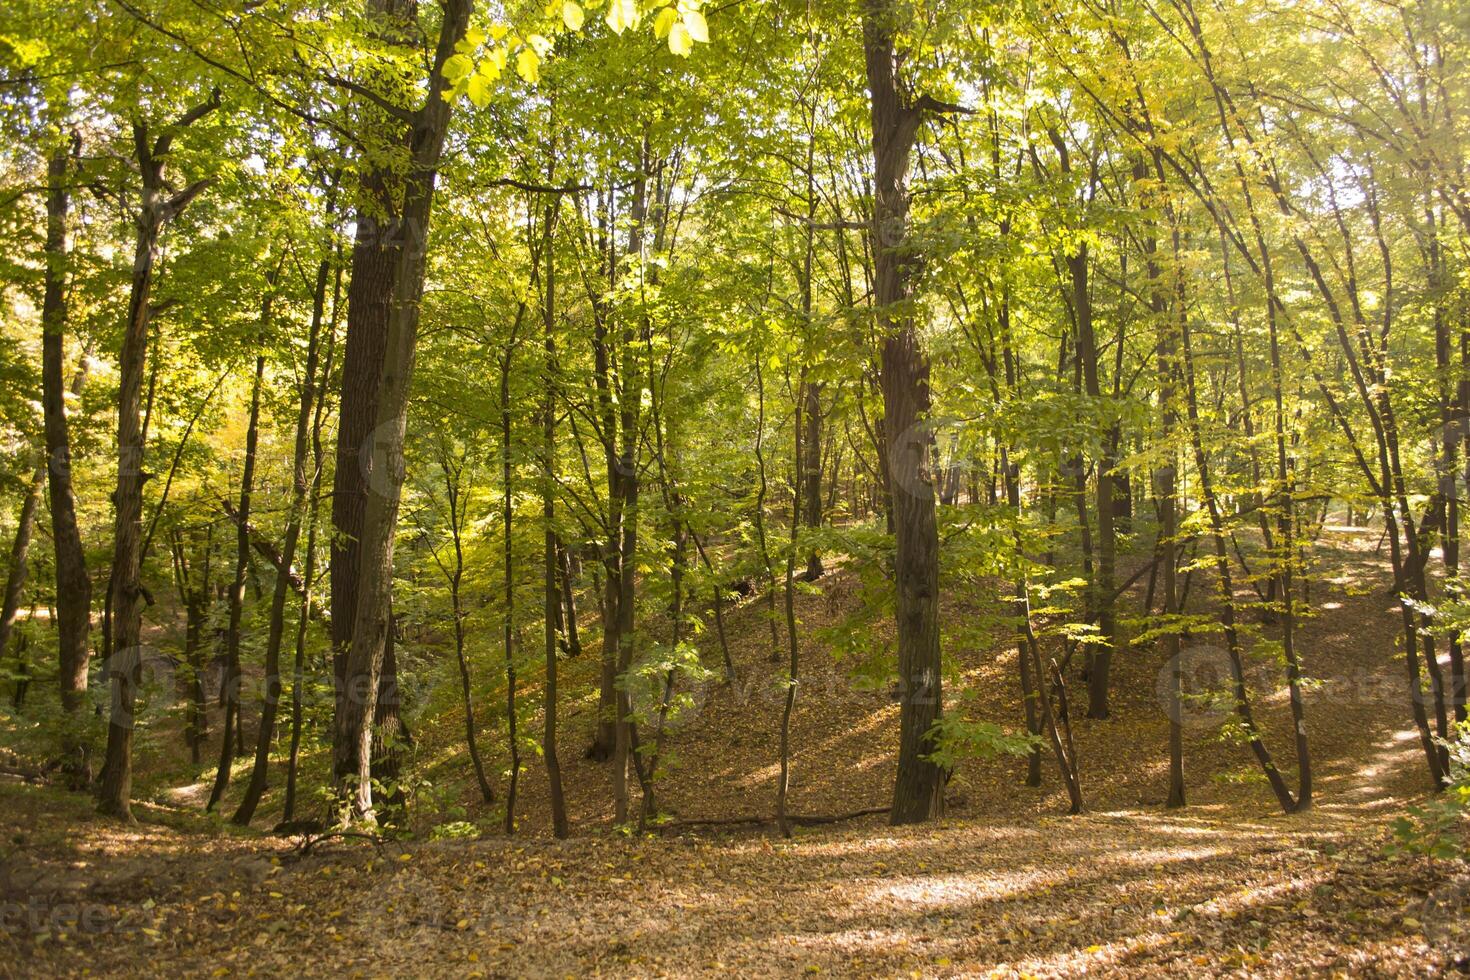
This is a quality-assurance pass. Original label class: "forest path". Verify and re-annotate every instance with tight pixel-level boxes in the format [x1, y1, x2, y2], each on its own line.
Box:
[2, 528, 1465, 977]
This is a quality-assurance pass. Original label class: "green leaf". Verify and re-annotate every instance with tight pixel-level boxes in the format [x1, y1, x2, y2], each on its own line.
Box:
[652, 7, 678, 39]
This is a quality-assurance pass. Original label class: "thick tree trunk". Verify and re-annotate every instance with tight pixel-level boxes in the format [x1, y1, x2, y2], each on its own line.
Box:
[332, 0, 472, 820]
[863, 0, 946, 824]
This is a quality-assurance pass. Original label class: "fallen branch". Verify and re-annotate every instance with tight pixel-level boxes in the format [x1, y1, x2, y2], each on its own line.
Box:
[280, 829, 389, 859]
[658, 805, 890, 831]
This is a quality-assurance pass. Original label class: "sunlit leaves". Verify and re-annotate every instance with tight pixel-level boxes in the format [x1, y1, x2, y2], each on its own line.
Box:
[515, 46, 540, 83]
[604, 0, 637, 34]
[445, 0, 712, 102]
[682, 8, 708, 43]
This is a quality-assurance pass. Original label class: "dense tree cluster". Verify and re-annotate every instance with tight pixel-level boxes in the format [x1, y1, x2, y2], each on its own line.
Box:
[0, 0, 1465, 834]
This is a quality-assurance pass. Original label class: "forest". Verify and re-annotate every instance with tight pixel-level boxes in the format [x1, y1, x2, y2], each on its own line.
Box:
[0, 0, 1468, 974]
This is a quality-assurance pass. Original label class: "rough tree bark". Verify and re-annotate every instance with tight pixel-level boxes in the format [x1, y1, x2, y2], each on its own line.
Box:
[332, 0, 472, 820]
[862, 0, 949, 824]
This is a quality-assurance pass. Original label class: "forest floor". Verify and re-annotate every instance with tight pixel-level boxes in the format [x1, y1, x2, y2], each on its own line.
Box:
[2, 526, 1468, 977]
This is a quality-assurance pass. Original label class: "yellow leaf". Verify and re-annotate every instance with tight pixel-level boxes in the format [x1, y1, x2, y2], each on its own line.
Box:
[562, 1, 584, 30]
[516, 47, 541, 82]
[652, 6, 677, 38]
[467, 74, 493, 108]
[604, 0, 637, 34]
[682, 9, 708, 43]
[667, 22, 693, 56]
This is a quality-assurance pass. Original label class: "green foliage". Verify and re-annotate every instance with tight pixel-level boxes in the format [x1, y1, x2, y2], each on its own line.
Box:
[925, 711, 1041, 771]
[1390, 723, 1470, 861]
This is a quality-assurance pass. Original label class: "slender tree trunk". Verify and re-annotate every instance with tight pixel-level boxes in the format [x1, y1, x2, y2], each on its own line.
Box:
[41, 140, 92, 763]
[234, 244, 331, 824]
[98, 96, 218, 819]
[0, 466, 44, 668]
[208, 352, 265, 813]
[1141, 168, 1186, 809]
[284, 242, 341, 824]
[1178, 293, 1297, 814]
[501, 352, 520, 834]
[441, 457, 494, 806]
[610, 161, 650, 825]
[777, 378, 805, 838]
[752, 360, 781, 664]
[1070, 244, 1117, 720]
[557, 545, 582, 659]
[98, 142, 196, 816]
[540, 185, 569, 838]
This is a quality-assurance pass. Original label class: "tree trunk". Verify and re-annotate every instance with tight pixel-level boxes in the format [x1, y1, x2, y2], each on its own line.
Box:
[1070, 244, 1117, 720]
[98, 96, 218, 820]
[234, 242, 331, 824]
[540, 185, 569, 838]
[332, 0, 471, 821]
[285, 239, 341, 824]
[41, 140, 92, 738]
[208, 352, 265, 813]
[0, 466, 44, 670]
[863, 0, 946, 824]
[501, 351, 520, 834]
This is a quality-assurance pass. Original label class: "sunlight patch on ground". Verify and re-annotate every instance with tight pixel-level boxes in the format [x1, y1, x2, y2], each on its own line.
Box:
[860, 868, 1056, 910]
